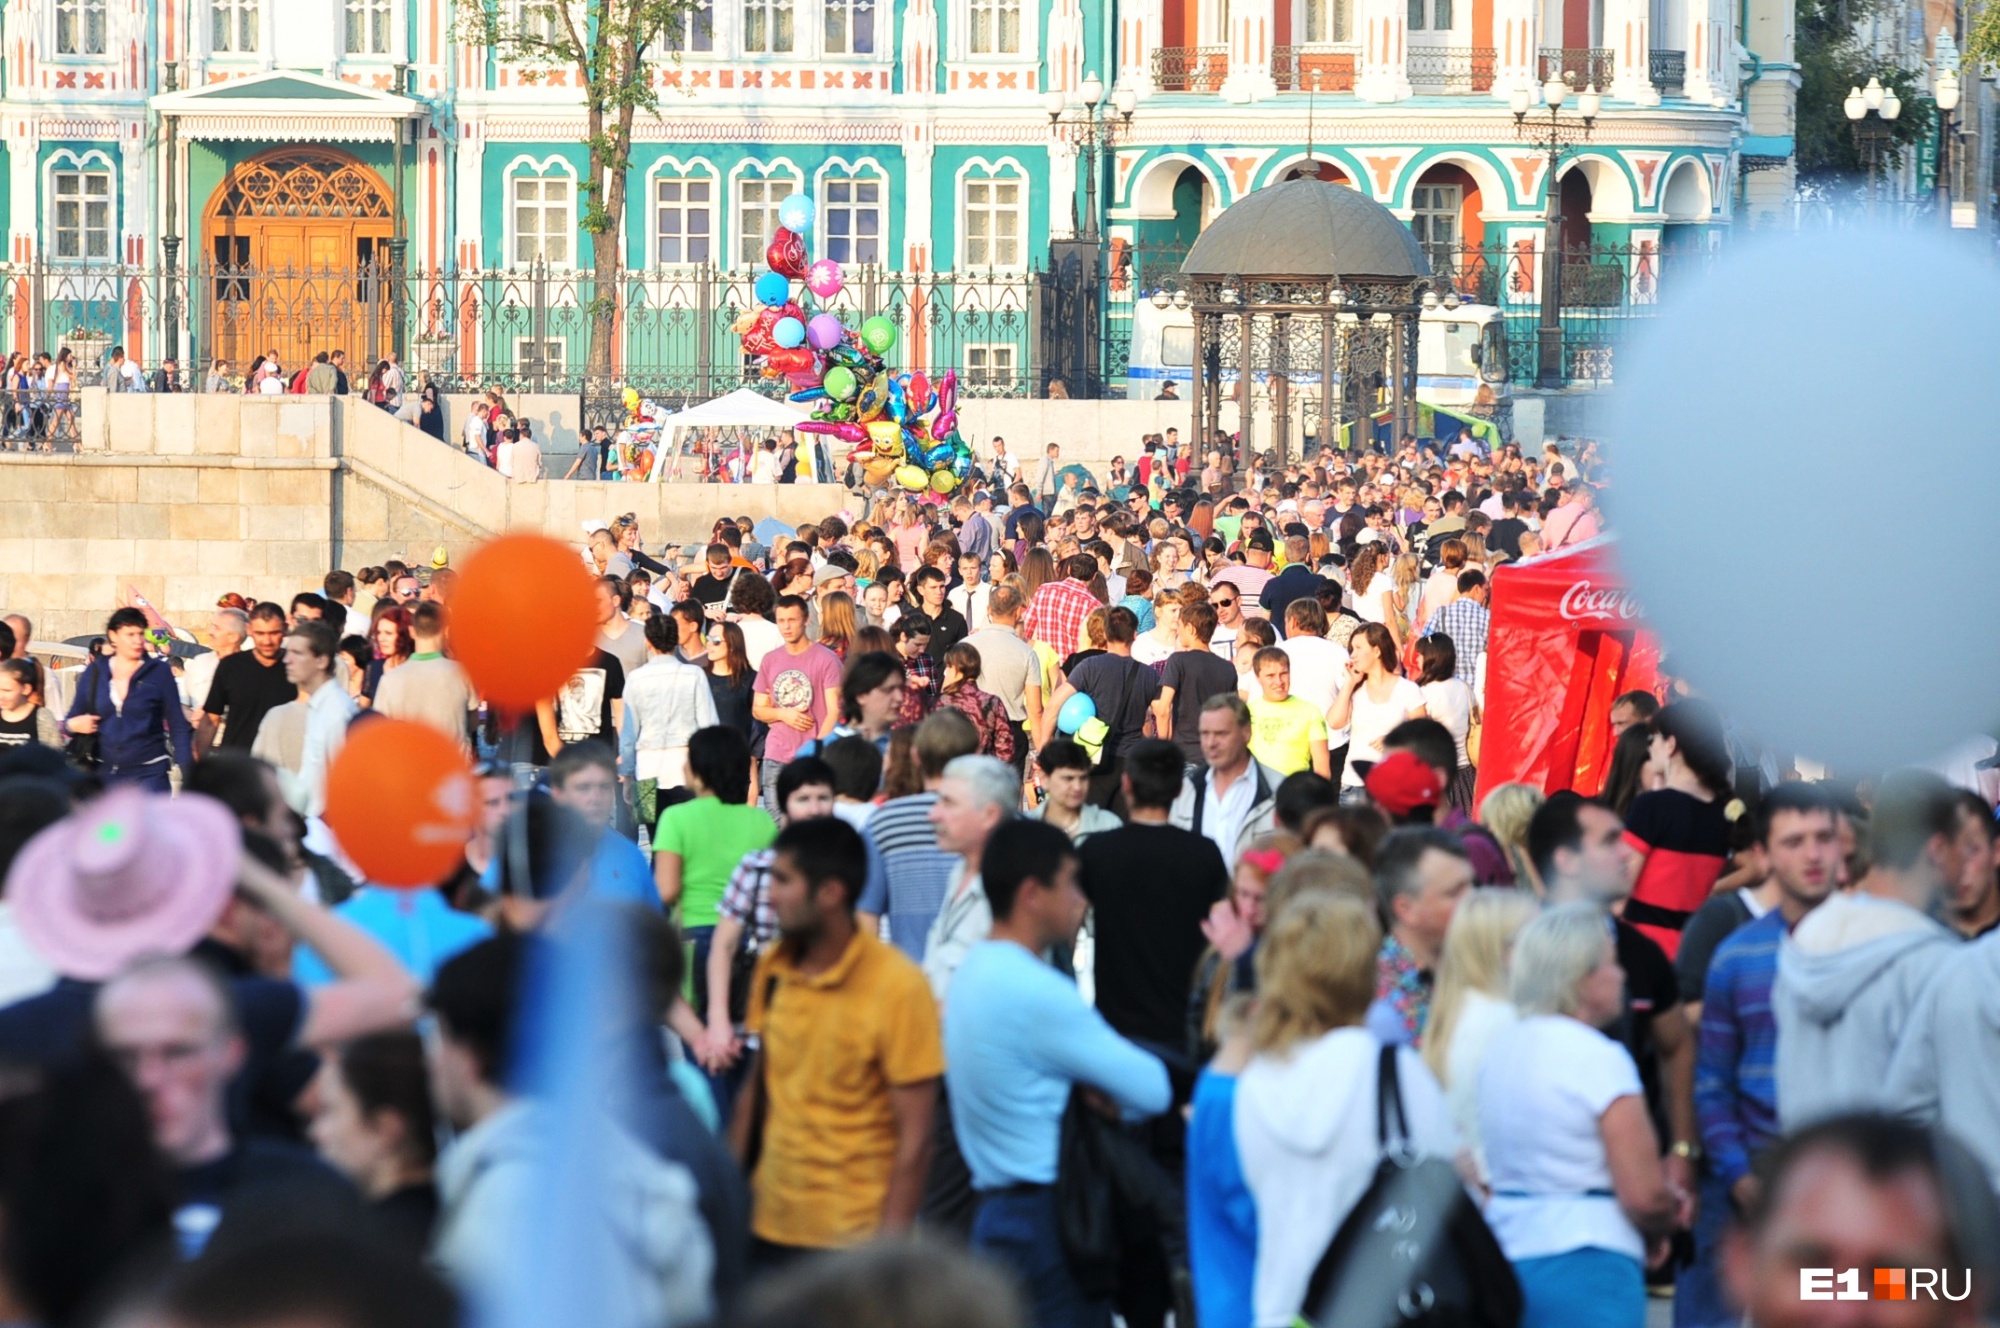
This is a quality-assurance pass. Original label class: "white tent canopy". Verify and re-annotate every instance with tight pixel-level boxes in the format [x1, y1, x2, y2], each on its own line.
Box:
[643, 388, 815, 483]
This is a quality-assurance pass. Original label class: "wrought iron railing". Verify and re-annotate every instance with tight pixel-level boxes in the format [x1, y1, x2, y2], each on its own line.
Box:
[1273, 44, 1361, 91]
[1648, 49, 1686, 92]
[1536, 46, 1614, 89]
[1406, 46, 1498, 92]
[1151, 45, 1231, 93]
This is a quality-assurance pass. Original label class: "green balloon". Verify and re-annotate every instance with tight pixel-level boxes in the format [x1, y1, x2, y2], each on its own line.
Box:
[860, 316, 897, 355]
[824, 364, 859, 401]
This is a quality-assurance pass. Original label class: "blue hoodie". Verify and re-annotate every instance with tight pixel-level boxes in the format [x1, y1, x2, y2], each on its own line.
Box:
[65, 654, 194, 775]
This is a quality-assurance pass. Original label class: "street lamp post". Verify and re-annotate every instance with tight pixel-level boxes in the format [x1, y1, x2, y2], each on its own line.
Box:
[1843, 76, 1903, 219]
[1934, 66, 1960, 226]
[1511, 73, 1599, 392]
[1044, 74, 1138, 242]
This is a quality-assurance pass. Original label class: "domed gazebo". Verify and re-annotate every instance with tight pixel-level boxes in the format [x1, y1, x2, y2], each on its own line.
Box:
[1179, 177, 1433, 466]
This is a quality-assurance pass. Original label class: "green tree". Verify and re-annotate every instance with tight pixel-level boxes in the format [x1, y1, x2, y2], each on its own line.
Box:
[1794, 0, 1925, 186]
[458, 0, 705, 386]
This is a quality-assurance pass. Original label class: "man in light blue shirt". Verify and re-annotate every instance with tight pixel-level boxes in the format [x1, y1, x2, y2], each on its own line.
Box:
[943, 819, 1170, 1328]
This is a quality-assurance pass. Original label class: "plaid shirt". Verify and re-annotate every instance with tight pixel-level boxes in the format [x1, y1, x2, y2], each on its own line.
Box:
[897, 652, 940, 727]
[1423, 597, 1490, 686]
[717, 848, 781, 951]
[1022, 578, 1100, 653]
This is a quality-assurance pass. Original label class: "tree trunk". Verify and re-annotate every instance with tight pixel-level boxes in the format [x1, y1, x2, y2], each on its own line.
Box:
[587, 125, 618, 390]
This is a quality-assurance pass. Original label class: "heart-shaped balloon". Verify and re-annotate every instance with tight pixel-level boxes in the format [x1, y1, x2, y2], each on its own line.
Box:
[765, 346, 816, 375]
[766, 227, 809, 280]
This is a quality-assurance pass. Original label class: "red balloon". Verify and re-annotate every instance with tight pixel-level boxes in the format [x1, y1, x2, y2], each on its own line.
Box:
[325, 719, 478, 887]
[766, 226, 809, 279]
[452, 533, 598, 713]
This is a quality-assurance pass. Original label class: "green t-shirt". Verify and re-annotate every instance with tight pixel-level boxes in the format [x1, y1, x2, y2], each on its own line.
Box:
[653, 796, 777, 928]
[1248, 694, 1327, 776]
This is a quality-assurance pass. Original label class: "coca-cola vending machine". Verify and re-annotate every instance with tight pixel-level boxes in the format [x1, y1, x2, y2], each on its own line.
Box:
[1473, 538, 1660, 807]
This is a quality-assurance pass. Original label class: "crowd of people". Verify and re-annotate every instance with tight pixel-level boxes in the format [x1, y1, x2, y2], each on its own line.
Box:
[0, 431, 1991, 1328]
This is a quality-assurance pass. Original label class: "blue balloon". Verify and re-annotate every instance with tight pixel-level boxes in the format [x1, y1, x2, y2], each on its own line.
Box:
[773, 316, 806, 349]
[1056, 692, 1096, 736]
[779, 192, 814, 233]
[754, 271, 791, 306]
[789, 387, 828, 402]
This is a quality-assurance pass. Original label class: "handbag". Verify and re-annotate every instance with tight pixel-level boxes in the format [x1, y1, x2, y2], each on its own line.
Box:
[64, 661, 102, 770]
[1055, 1088, 1189, 1302]
[1299, 1046, 1521, 1328]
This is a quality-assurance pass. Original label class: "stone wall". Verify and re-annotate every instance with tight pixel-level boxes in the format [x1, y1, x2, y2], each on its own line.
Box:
[0, 394, 853, 643]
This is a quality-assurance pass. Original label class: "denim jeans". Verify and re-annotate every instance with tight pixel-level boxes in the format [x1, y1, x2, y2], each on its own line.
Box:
[1674, 1169, 1739, 1328]
[972, 1187, 1111, 1328]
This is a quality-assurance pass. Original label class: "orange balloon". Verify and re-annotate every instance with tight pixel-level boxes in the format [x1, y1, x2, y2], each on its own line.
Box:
[452, 532, 599, 713]
[324, 719, 479, 888]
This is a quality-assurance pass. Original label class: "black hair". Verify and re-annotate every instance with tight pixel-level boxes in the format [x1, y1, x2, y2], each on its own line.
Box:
[0, 777, 72, 889]
[1383, 717, 1456, 777]
[1036, 738, 1093, 775]
[105, 607, 148, 635]
[153, 1232, 458, 1328]
[643, 611, 678, 655]
[1526, 788, 1591, 880]
[1869, 768, 1962, 872]
[687, 725, 753, 804]
[841, 651, 907, 722]
[1600, 724, 1653, 818]
[428, 933, 528, 1089]
[910, 566, 947, 592]
[772, 817, 869, 914]
[181, 753, 280, 826]
[776, 756, 837, 810]
[821, 736, 884, 802]
[1755, 781, 1837, 847]
[1375, 826, 1469, 918]
[1122, 739, 1185, 812]
[894, 612, 934, 641]
[1273, 770, 1338, 835]
[979, 818, 1078, 923]
[1650, 699, 1732, 796]
[547, 739, 616, 789]
[1103, 605, 1139, 645]
[334, 1031, 438, 1166]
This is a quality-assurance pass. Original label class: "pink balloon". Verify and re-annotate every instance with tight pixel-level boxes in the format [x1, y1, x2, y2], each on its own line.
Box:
[806, 259, 845, 300]
[797, 420, 867, 443]
[806, 312, 846, 352]
[933, 410, 959, 439]
[937, 369, 958, 414]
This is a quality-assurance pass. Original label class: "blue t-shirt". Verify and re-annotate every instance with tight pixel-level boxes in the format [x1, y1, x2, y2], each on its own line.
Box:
[1187, 1068, 1258, 1328]
[293, 888, 493, 987]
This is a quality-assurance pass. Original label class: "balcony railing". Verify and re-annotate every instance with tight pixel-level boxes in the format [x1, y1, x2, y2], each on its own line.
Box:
[1151, 45, 1231, 93]
[1649, 48, 1685, 93]
[1272, 43, 1360, 91]
[1407, 45, 1497, 92]
[1537, 46, 1613, 89]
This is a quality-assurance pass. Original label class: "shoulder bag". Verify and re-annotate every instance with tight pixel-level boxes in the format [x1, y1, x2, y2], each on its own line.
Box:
[1298, 1045, 1521, 1328]
[65, 660, 102, 770]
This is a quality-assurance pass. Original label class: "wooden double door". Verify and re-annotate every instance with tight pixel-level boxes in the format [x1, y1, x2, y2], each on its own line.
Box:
[204, 149, 396, 378]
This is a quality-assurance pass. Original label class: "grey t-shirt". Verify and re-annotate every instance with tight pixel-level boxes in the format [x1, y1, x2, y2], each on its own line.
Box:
[598, 620, 650, 679]
[961, 626, 1039, 724]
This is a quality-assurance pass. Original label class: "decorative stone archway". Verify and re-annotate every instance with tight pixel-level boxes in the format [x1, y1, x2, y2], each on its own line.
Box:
[202, 148, 397, 374]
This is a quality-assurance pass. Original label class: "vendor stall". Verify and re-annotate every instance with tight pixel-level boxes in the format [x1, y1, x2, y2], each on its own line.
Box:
[638, 388, 815, 483]
[1473, 539, 1661, 807]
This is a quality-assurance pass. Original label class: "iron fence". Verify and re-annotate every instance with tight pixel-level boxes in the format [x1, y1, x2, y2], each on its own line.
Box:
[0, 244, 1682, 411]
[1151, 46, 1232, 93]
[1649, 49, 1686, 94]
[1537, 46, 1614, 89]
[1272, 44, 1361, 92]
[1407, 46, 1498, 93]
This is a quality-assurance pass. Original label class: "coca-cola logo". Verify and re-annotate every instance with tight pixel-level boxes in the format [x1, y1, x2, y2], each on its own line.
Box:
[1558, 580, 1643, 622]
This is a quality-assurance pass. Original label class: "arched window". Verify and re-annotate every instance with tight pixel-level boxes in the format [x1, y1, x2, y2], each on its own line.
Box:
[819, 166, 888, 265]
[960, 162, 1028, 271]
[735, 167, 805, 267]
[47, 153, 116, 264]
[505, 159, 578, 268]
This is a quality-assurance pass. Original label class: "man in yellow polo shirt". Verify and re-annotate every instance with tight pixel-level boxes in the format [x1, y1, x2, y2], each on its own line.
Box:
[1246, 647, 1330, 778]
[735, 817, 943, 1266]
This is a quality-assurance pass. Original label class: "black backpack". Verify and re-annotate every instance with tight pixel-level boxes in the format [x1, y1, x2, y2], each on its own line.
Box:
[1300, 1046, 1521, 1328]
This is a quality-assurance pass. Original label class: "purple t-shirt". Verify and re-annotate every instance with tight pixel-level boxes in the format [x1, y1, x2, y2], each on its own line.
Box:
[755, 642, 844, 764]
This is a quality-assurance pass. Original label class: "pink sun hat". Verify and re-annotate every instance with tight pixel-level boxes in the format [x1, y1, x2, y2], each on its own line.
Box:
[8, 787, 242, 981]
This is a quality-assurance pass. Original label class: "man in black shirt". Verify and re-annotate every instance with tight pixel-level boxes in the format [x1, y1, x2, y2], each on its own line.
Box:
[1258, 534, 1329, 634]
[910, 567, 969, 660]
[687, 543, 738, 612]
[532, 648, 625, 766]
[1487, 487, 1532, 561]
[1079, 740, 1227, 1053]
[198, 603, 295, 757]
[1043, 607, 1160, 811]
[1156, 600, 1237, 767]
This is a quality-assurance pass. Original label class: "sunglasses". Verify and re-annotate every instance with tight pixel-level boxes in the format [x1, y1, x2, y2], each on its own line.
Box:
[1213, 596, 1237, 607]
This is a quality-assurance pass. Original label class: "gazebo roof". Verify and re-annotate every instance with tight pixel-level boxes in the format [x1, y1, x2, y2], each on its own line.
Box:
[1180, 177, 1430, 281]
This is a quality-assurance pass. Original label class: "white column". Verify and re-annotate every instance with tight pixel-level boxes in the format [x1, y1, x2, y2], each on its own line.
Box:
[1355, 0, 1412, 101]
[9, 116, 40, 260]
[454, 123, 485, 268]
[1047, 138, 1080, 239]
[902, 0, 941, 94]
[1118, 0, 1162, 97]
[1493, 0, 1539, 97]
[1608, 0, 1656, 101]
[119, 117, 148, 263]
[903, 133, 936, 269]
[1220, 0, 1278, 102]
[1682, 0, 1724, 101]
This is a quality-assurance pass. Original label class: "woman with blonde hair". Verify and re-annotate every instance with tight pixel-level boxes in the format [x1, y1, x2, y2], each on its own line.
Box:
[1390, 551, 1422, 640]
[1234, 891, 1457, 1328]
[1421, 538, 1468, 626]
[1479, 781, 1546, 894]
[817, 591, 857, 660]
[1420, 888, 1541, 1182]
[1477, 903, 1688, 1328]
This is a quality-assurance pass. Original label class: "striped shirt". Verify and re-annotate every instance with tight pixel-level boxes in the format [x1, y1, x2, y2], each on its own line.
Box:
[1695, 909, 1786, 1188]
[860, 793, 957, 961]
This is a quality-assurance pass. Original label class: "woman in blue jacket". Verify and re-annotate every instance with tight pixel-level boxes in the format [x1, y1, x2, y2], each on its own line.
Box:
[64, 607, 194, 791]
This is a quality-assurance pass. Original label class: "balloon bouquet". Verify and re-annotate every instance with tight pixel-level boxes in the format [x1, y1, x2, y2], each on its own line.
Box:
[731, 191, 973, 497]
[616, 386, 664, 481]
